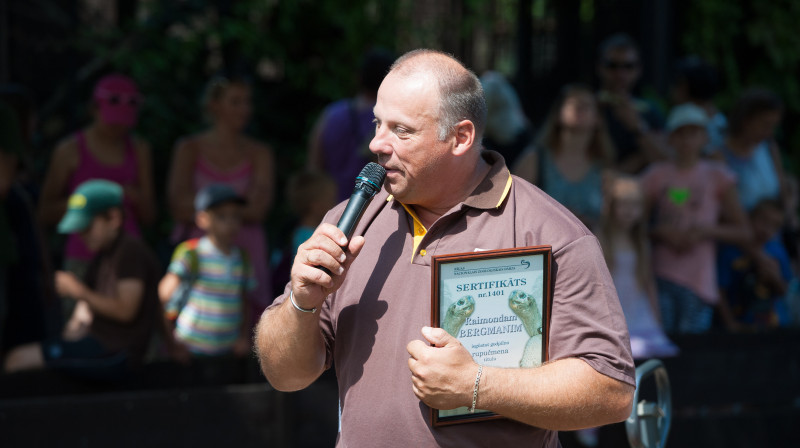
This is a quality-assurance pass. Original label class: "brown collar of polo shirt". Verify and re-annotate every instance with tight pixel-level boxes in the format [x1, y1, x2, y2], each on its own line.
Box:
[387, 150, 513, 261]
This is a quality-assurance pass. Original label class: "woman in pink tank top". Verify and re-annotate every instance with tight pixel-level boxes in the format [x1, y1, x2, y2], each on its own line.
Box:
[39, 74, 156, 266]
[167, 75, 275, 321]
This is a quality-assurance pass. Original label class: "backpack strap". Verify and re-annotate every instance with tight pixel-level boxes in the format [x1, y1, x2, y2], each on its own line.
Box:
[164, 238, 201, 321]
[171, 238, 201, 277]
[185, 238, 200, 278]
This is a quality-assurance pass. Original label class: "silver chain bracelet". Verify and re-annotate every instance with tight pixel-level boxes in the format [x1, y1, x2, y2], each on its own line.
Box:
[468, 364, 483, 413]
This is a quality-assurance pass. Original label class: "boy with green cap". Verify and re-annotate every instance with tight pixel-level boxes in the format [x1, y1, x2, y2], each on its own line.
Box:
[3, 179, 162, 372]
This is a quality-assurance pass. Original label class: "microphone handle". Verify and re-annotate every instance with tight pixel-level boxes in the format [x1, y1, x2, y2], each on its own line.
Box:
[318, 188, 373, 276]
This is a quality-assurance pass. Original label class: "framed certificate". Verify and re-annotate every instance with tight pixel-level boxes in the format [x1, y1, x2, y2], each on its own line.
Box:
[430, 246, 552, 426]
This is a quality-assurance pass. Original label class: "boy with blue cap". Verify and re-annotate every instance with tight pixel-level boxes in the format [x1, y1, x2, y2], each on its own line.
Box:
[3, 179, 161, 372]
[159, 184, 255, 357]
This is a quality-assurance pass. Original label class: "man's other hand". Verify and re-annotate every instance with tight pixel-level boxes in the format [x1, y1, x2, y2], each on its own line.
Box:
[407, 326, 477, 411]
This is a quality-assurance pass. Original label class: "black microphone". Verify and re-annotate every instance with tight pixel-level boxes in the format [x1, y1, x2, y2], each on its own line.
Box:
[319, 162, 386, 275]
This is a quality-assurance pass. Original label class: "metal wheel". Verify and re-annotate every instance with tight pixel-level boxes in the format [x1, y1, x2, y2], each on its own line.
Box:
[625, 359, 671, 448]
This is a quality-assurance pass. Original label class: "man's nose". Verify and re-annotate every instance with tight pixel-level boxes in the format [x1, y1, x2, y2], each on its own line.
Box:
[369, 127, 390, 156]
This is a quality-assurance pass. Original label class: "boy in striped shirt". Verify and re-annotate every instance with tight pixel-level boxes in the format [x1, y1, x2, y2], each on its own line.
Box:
[159, 184, 255, 357]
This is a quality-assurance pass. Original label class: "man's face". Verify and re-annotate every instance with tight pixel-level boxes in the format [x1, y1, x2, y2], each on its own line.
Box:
[598, 47, 641, 93]
[79, 212, 119, 252]
[369, 71, 453, 206]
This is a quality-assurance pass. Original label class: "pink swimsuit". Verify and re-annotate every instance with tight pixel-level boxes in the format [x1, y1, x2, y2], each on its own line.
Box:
[65, 132, 141, 261]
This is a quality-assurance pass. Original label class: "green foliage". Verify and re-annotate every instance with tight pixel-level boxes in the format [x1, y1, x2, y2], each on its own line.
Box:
[682, 0, 800, 172]
[72, 0, 401, 239]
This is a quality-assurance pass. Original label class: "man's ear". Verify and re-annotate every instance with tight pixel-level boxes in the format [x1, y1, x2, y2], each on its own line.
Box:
[451, 120, 476, 156]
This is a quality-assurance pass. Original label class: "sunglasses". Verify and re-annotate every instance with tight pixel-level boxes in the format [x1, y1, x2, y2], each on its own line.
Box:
[95, 91, 142, 108]
[604, 60, 638, 71]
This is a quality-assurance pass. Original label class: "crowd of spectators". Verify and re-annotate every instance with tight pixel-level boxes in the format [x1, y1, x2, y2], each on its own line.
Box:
[1, 35, 799, 383]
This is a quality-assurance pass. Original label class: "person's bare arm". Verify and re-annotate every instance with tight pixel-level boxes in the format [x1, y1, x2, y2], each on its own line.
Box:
[126, 139, 157, 226]
[38, 139, 79, 226]
[697, 185, 751, 245]
[255, 223, 364, 391]
[56, 271, 144, 323]
[158, 272, 180, 305]
[408, 327, 634, 430]
[167, 138, 198, 224]
[241, 142, 274, 224]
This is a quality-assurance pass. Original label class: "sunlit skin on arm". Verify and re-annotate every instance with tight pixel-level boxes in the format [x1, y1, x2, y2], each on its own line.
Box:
[407, 327, 634, 430]
[56, 271, 144, 323]
[255, 224, 365, 391]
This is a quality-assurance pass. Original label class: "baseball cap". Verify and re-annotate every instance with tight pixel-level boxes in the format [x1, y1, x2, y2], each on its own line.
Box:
[666, 103, 709, 134]
[194, 184, 246, 212]
[58, 180, 124, 234]
[93, 74, 141, 128]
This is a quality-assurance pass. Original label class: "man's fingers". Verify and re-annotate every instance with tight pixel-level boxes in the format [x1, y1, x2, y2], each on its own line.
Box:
[407, 339, 428, 359]
[347, 236, 366, 258]
[293, 263, 335, 289]
[421, 326, 454, 348]
[314, 223, 348, 247]
[411, 382, 423, 400]
[303, 248, 344, 275]
[300, 234, 346, 265]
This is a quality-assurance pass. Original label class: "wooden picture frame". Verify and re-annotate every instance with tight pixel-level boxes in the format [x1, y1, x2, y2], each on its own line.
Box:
[430, 246, 553, 426]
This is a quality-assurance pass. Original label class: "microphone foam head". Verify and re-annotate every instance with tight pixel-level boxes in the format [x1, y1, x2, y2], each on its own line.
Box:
[355, 162, 387, 196]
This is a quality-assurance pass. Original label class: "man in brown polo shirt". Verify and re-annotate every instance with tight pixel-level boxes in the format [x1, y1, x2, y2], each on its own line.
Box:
[256, 49, 635, 446]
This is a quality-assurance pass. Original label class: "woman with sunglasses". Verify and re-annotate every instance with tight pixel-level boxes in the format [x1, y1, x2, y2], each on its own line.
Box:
[38, 74, 156, 334]
[167, 75, 275, 323]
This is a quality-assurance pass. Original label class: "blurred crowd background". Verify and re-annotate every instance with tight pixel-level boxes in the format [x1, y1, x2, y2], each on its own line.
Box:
[1, 0, 800, 446]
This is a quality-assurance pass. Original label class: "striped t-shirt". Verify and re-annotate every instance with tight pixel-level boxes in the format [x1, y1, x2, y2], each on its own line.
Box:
[169, 237, 256, 355]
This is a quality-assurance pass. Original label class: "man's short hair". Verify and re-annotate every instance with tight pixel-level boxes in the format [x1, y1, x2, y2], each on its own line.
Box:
[390, 49, 487, 142]
[598, 33, 640, 61]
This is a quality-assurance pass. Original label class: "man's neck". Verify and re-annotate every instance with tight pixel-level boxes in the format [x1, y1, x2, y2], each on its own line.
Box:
[409, 154, 491, 229]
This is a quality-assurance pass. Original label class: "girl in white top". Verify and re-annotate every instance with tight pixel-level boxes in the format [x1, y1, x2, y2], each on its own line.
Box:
[599, 176, 678, 359]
